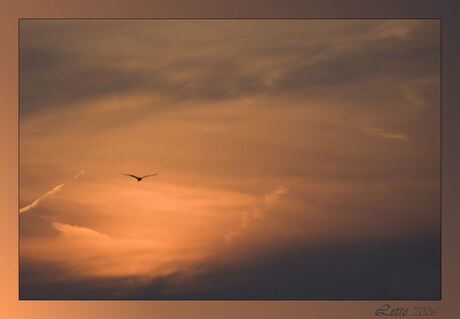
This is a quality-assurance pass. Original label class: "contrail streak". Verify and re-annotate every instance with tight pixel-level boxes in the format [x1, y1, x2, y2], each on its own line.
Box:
[73, 169, 86, 179]
[19, 169, 85, 214]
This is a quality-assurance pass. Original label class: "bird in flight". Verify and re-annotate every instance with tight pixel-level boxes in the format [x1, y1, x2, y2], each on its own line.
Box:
[122, 173, 158, 182]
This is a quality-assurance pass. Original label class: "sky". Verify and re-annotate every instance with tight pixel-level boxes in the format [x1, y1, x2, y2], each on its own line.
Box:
[19, 19, 440, 299]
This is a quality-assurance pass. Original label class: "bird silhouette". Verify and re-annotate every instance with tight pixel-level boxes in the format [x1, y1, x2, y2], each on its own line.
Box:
[122, 173, 158, 182]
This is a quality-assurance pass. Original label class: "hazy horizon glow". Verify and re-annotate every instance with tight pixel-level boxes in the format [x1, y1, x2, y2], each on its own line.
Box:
[19, 19, 440, 299]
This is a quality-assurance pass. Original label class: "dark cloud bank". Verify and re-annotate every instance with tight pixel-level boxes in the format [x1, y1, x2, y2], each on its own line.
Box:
[21, 236, 440, 300]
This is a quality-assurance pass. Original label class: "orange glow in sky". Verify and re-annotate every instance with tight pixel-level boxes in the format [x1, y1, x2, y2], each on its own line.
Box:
[19, 19, 440, 299]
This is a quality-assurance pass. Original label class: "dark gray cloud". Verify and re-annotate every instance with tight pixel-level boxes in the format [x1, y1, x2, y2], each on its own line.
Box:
[20, 213, 60, 238]
[20, 237, 440, 299]
[20, 47, 150, 115]
[19, 20, 439, 119]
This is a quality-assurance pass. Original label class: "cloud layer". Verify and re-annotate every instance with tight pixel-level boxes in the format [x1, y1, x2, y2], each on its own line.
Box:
[19, 20, 440, 299]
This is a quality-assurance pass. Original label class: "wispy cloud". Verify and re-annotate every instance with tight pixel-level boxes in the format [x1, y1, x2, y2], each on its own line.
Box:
[362, 127, 409, 141]
[52, 222, 109, 239]
[225, 183, 291, 242]
[19, 169, 85, 214]
[72, 169, 86, 179]
[36, 220, 200, 280]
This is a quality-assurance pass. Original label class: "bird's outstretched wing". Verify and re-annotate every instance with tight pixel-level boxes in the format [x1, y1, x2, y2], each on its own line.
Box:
[122, 173, 140, 179]
[141, 173, 158, 179]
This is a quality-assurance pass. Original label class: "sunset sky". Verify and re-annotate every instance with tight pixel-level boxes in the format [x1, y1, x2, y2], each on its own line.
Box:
[19, 19, 440, 299]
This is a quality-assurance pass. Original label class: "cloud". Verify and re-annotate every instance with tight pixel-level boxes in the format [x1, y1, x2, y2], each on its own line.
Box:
[18, 20, 440, 299]
[52, 222, 109, 240]
[19, 169, 85, 214]
[362, 127, 409, 141]
[131, 236, 440, 300]
[224, 183, 291, 242]
[21, 218, 208, 281]
[264, 184, 288, 205]
[20, 236, 441, 299]
[72, 169, 86, 179]
[19, 20, 439, 119]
